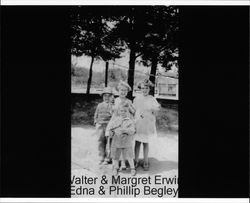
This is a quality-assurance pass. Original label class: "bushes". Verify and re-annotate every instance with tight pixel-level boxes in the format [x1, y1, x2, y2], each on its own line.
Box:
[156, 108, 178, 132]
[71, 65, 150, 90]
[71, 94, 102, 126]
[71, 94, 178, 133]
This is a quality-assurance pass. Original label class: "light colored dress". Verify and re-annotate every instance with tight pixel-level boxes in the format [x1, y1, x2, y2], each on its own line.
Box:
[133, 95, 160, 143]
[104, 97, 136, 159]
[106, 116, 136, 159]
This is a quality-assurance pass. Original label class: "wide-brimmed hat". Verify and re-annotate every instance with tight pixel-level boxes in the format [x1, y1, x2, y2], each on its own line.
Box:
[101, 87, 113, 96]
[117, 81, 132, 92]
[137, 79, 154, 89]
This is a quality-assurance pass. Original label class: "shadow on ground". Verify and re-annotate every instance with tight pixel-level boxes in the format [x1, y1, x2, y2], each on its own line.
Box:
[117, 157, 178, 176]
[137, 158, 178, 175]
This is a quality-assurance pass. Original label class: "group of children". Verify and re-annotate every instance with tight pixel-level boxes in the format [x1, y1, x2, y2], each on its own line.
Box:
[94, 80, 160, 176]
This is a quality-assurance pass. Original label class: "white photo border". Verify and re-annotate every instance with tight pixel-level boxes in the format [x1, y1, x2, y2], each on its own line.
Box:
[1, 0, 249, 6]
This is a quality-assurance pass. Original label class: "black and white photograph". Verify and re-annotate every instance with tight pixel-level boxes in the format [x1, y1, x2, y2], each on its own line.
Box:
[70, 6, 179, 198]
[1, 1, 249, 201]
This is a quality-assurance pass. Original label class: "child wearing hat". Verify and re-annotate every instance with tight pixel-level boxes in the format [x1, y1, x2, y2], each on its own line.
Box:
[133, 79, 160, 171]
[106, 103, 136, 176]
[94, 87, 114, 165]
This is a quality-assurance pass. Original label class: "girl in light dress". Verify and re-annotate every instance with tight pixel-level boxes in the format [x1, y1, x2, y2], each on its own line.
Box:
[133, 79, 160, 171]
[105, 81, 135, 170]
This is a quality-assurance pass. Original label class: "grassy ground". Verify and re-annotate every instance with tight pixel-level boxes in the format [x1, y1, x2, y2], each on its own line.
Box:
[71, 94, 178, 133]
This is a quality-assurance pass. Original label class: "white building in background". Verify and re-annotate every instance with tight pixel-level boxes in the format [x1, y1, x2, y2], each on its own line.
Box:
[155, 71, 178, 100]
[133, 71, 178, 100]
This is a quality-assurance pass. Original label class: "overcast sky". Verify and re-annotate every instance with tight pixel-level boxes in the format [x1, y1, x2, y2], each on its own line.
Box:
[71, 50, 177, 76]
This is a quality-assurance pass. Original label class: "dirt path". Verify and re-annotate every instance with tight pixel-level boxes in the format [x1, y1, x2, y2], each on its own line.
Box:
[71, 127, 178, 198]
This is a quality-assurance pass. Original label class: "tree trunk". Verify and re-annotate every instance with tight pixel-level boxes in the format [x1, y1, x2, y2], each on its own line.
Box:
[127, 11, 136, 100]
[127, 46, 136, 99]
[149, 55, 158, 96]
[105, 61, 109, 87]
[86, 56, 94, 95]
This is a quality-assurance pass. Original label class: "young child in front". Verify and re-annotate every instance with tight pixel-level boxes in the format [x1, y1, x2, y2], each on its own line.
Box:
[113, 81, 135, 170]
[106, 81, 135, 170]
[94, 87, 113, 165]
[106, 103, 136, 176]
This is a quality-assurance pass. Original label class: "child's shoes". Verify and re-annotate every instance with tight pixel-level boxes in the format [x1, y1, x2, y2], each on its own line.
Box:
[119, 161, 126, 171]
[113, 168, 118, 176]
[143, 162, 149, 171]
[131, 168, 136, 176]
[98, 160, 104, 165]
[103, 160, 109, 165]
[134, 160, 139, 168]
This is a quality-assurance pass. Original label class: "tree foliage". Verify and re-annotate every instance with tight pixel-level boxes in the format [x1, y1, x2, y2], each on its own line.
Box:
[139, 7, 178, 66]
[71, 7, 124, 60]
[70, 6, 178, 97]
[71, 7, 125, 94]
[107, 6, 178, 97]
[136, 6, 179, 95]
[105, 7, 156, 98]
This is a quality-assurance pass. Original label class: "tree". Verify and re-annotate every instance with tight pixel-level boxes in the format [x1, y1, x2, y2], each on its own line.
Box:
[138, 6, 179, 95]
[108, 7, 156, 98]
[71, 6, 178, 98]
[71, 7, 124, 95]
[158, 7, 179, 74]
[105, 61, 109, 87]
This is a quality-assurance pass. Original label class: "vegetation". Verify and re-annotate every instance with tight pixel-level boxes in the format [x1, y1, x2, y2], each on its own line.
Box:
[71, 94, 178, 133]
[71, 64, 147, 89]
[71, 7, 124, 94]
[71, 6, 178, 98]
